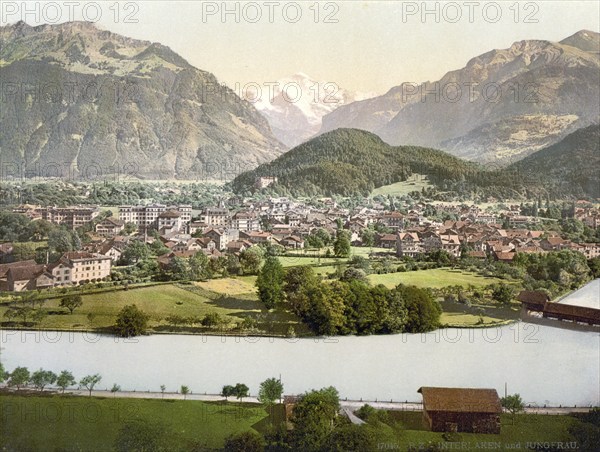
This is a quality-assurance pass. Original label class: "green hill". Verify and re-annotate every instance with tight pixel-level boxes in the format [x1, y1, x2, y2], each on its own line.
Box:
[502, 124, 600, 198]
[232, 126, 600, 199]
[231, 129, 481, 196]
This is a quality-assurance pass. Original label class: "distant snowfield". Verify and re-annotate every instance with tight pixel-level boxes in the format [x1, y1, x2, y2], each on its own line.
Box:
[559, 279, 600, 310]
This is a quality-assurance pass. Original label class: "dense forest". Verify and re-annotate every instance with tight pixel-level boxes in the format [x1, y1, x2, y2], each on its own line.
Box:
[231, 126, 600, 199]
[231, 129, 481, 197]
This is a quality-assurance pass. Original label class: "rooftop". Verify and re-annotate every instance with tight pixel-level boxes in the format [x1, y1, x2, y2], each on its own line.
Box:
[418, 387, 502, 413]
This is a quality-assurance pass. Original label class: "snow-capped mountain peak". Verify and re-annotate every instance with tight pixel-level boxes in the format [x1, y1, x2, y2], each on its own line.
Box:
[255, 73, 374, 148]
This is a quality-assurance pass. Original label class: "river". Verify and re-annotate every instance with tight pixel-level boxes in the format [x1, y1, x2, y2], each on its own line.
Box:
[1, 321, 598, 407]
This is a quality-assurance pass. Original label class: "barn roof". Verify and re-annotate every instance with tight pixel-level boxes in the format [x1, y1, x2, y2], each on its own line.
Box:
[517, 290, 550, 305]
[0, 260, 38, 278]
[418, 387, 501, 413]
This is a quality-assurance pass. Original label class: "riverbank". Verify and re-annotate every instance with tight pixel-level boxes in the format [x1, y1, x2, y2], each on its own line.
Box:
[1, 390, 594, 452]
[3, 387, 593, 415]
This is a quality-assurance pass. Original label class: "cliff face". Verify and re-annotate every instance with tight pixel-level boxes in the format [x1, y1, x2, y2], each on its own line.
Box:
[0, 21, 284, 179]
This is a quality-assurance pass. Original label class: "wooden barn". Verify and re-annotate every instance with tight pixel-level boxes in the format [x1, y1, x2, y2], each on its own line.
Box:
[418, 387, 502, 434]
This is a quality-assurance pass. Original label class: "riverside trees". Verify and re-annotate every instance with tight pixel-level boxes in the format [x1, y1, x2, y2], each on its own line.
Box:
[283, 266, 440, 335]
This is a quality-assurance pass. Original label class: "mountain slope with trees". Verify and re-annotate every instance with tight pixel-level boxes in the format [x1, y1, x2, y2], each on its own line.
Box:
[231, 129, 481, 196]
[232, 125, 600, 199]
[502, 124, 600, 198]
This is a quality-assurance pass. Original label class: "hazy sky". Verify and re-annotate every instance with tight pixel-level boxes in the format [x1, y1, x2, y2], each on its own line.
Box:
[3, 1, 600, 94]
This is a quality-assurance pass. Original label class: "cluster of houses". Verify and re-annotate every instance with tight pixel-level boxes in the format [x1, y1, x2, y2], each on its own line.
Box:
[0, 252, 112, 292]
[82, 199, 599, 268]
[2, 197, 599, 292]
[396, 220, 600, 261]
[13, 205, 101, 229]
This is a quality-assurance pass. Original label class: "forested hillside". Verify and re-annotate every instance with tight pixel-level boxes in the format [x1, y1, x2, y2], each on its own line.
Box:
[232, 126, 600, 199]
[231, 129, 481, 197]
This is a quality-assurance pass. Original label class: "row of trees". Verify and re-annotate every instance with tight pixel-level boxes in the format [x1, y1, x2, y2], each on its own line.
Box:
[0, 363, 101, 396]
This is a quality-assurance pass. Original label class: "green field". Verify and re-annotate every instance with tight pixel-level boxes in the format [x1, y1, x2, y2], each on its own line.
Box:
[0, 394, 588, 451]
[380, 410, 585, 450]
[368, 268, 503, 289]
[371, 174, 432, 196]
[278, 255, 343, 268]
[439, 312, 509, 327]
[350, 246, 395, 256]
[0, 393, 270, 451]
[196, 278, 257, 295]
[0, 280, 309, 336]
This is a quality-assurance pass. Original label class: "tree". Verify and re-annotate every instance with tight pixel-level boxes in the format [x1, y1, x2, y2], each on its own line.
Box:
[111, 384, 121, 397]
[180, 385, 190, 400]
[333, 230, 351, 257]
[48, 229, 81, 254]
[160, 384, 166, 398]
[201, 312, 223, 328]
[325, 424, 376, 452]
[8, 367, 30, 390]
[360, 228, 375, 247]
[165, 256, 190, 280]
[122, 240, 150, 265]
[492, 283, 516, 305]
[239, 247, 265, 275]
[258, 377, 284, 422]
[291, 386, 340, 451]
[224, 431, 264, 452]
[4, 306, 34, 324]
[340, 267, 369, 284]
[258, 377, 284, 407]
[349, 255, 370, 273]
[56, 370, 76, 394]
[114, 304, 149, 337]
[399, 285, 441, 333]
[32, 309, 48, 325]
[115, 419, 171, 452]
[501, 393, 524, 424]
[0, 362, 7, 383]
[568, 408, 600, 451]
[225, 254, 242, 276]
[234, 383, 249, 403]
[80, 374, 102, 396]
[221, 385, 235, 401]
[30, 369, 57, 391]
[60, 294, 83, 314]
[189, 251, 209, 280]
[589, 257, 600, 279]
[123, 222, 137, 235]
[256, 256, 284, 309]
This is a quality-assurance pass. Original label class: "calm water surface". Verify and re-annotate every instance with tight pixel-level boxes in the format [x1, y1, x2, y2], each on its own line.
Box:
[1, 322, 598, 406]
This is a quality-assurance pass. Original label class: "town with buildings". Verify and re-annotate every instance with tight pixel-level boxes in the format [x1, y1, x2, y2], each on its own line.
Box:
[2, 197, 600, 293]
[1, 6, 599, 451]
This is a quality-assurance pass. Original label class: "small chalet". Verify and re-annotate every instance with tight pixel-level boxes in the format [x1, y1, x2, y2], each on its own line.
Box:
[95, 217, 125, 236]
[418, 387, 502, 434]
[280, 236, 305, 249]
[377, 233, 397, 249]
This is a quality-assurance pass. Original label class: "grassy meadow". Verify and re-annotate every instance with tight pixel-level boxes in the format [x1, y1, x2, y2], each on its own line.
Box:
[368, 268, 503, 289]
[0, 393, 588, 451]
